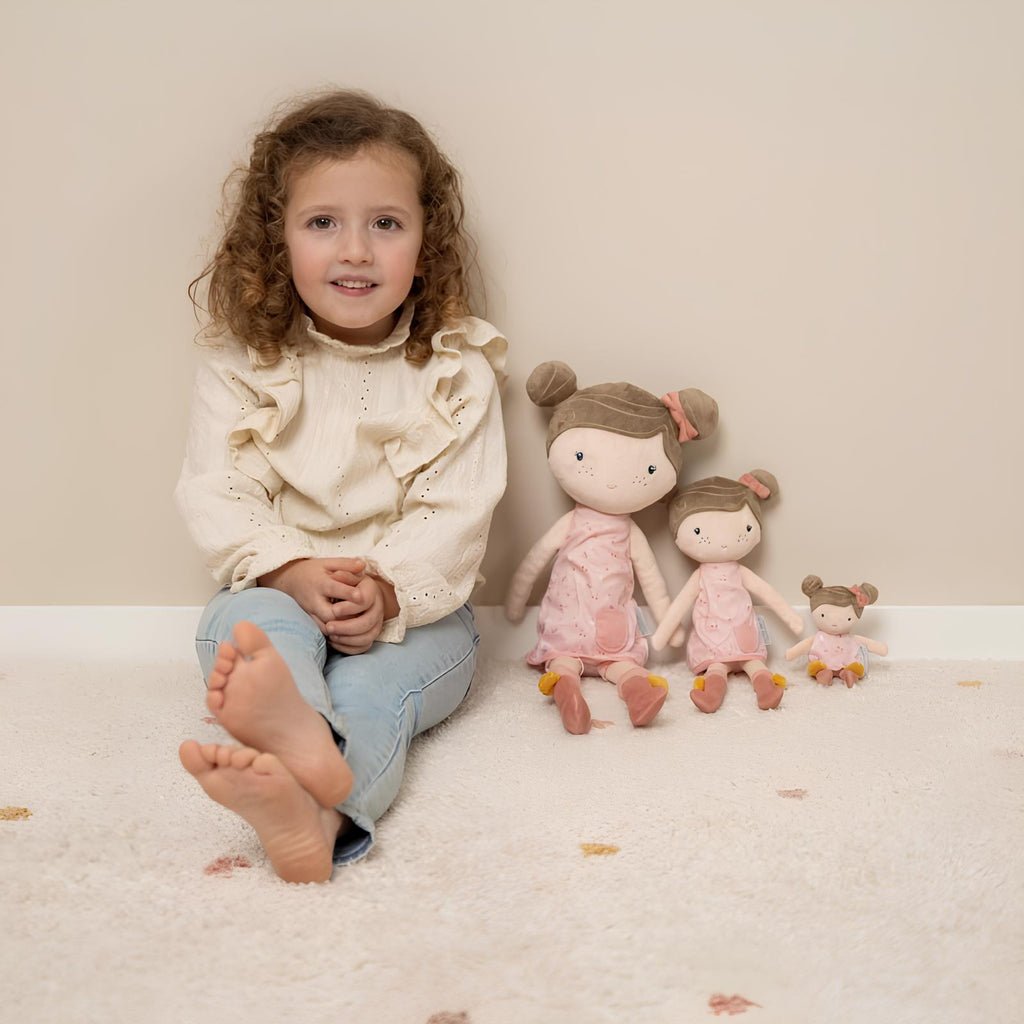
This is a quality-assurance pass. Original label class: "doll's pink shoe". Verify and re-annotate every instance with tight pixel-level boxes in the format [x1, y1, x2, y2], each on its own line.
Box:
[752, 669, 786, 710]
[839, 663, 864, 688]
[619, 673, 668, 727]
[690, 671, 727, 713]
[815, 669, 834, 686]
[540, 672, 591, 734]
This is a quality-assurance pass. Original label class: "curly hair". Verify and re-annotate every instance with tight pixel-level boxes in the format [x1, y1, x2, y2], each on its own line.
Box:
[190, 89, 474, 365]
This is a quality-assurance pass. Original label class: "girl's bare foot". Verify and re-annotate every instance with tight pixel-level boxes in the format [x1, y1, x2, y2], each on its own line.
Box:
[179, 741, 342, 884]
[206, 622, 353, 808]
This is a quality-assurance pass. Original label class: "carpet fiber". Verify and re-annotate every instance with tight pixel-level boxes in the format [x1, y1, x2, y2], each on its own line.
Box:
[2, 646, 1022, 1023]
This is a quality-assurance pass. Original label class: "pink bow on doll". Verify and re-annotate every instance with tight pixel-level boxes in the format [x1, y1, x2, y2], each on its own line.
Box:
[660, 392, 699, 443]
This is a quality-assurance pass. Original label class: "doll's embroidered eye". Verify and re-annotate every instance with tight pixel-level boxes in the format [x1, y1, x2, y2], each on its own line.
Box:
[647, 465, 656, 474]
[693, 527, 700, 535]
[575, 451, 584, 461]
[746, 525, 752, 532]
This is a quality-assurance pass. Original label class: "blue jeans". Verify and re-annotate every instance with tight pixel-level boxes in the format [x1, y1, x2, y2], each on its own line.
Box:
[195, 587, 479, 864]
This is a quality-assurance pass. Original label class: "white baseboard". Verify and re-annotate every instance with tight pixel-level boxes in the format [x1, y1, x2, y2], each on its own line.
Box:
[0, 605, 1021, 663]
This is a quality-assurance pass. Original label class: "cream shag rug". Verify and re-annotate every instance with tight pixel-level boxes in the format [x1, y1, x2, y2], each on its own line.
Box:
[2, 642, 1022, 1024]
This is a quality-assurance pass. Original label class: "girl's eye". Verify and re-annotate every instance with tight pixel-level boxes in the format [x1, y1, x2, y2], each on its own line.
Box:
[647, 465, 657, 475]
[575, 452, 584, 461]
[693, 527, 700, 535]
[374, 217, 399, 230]
[310, 217, 334, 230]
[746, 525, 753, 532]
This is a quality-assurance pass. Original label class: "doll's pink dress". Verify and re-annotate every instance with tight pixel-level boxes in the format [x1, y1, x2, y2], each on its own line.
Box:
[686, 562, 766, 673]
[809, 631, 864, 671]
[527, 505, 647, 670]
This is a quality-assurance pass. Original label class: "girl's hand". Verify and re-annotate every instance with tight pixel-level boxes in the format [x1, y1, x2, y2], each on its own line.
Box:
[322, 574, 399, 655]
[258, 557, 367, 622]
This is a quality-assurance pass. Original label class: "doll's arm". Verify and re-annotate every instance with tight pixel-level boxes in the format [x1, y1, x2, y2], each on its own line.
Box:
[629, 522, 685, 647]
[785, 636, 815, 661]
[739, 566, 804, 636]
[854, 635, 889, 657]
[650, 569, 701, 651]
[504, 512, 573, 622]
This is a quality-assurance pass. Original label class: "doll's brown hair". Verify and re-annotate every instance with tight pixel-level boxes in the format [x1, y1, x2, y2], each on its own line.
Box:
[190, 89, 473, 366]
[526, 360, 718, 475]
[668, 469, 779, 537]
[801, 575, 879, 618]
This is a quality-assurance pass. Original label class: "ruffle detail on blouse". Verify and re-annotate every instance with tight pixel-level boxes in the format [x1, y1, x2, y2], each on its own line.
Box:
[225, 348, 303, 499]
[383, 316, 508, 480]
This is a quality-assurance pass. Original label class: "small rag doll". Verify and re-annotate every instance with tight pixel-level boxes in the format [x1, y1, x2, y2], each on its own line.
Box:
[651, 470, 803, 712]
[785, 575, 888, 686]
[505, 360, 718, 734]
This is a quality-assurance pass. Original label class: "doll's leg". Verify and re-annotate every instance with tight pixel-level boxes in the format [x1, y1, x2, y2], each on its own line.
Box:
[691, 663, 728, 713]
[320, 604, 479, 864]
[601, 661, 667, 727]
[839, 662, 865, 688]
[808, 660, 834, 685]
[747, 659, 786, 710]
[540, 657, 591, 735]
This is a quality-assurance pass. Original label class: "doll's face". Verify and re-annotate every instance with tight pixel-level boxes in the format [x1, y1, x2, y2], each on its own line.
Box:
[674, 506, 761, 563]
[548, 428, 676, 515]
[812, 602, 858, 636]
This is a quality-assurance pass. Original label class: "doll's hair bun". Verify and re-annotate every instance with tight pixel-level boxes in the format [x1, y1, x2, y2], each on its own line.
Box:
[741, 468, 779, 501]
[801, 574, 824, 597]
[526, 361, 577, 408]
[803, 576, 879, 616]
[675, 388, 720, 441]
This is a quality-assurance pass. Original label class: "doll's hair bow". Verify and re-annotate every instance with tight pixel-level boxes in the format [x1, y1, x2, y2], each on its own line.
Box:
[848, 584, 870, 607]
[660, 392, 699, 443]
[738, 472, 771, 499]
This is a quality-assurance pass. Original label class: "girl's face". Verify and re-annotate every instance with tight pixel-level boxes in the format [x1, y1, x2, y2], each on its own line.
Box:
[674, 506, 761, 563]
[548, 427, 675, 514]
[283, 147, 424, 345]
[812, 602, 857, 636]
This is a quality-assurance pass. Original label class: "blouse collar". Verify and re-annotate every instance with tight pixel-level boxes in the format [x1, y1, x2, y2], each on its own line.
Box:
[301, 303, 415, 356]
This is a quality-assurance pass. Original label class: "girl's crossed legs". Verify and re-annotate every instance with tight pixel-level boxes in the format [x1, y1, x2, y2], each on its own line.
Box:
[180, 586, 479, 881]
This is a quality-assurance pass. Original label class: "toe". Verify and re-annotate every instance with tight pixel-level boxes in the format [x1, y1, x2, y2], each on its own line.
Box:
[179, 739, 208, 774]
[232, 621, 273, 660]
[251, 751, 289, 776]
[230, 747, 261, 769]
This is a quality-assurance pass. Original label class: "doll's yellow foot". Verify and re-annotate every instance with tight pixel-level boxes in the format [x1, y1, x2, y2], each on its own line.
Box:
[538, 671, 560, 696]
[618, 672, 668, 727]
[753, 669, 785, 710]
[690, 671, 727, 714]
[807, 659, 827, 679]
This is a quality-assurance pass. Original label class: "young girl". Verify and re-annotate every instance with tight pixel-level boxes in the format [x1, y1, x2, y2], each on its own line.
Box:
[785, 575, 888, 686]
[174, 90, 507, 883]
[651, 471, 803, 712]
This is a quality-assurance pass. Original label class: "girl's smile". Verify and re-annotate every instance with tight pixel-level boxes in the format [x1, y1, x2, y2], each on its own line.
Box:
[284, 148, 424, 345]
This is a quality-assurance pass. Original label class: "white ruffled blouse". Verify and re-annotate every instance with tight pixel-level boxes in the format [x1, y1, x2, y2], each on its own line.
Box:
[174, 305, 508, 642]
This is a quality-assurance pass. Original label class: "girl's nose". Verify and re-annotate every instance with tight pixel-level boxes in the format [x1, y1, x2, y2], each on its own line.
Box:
[338, 229, 372, 263]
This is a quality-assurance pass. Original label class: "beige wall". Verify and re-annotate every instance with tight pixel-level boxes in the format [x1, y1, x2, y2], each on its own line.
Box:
[2, 1, 1022, 607]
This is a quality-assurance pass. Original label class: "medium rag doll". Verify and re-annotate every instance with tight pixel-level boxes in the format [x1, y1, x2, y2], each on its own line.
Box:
[785, 575, 888, 686]
[650, 470, 803, 712]
[505, 361, 718, 734]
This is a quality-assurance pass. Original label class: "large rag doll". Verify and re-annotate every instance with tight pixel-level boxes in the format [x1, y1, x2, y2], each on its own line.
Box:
[651, 470, 803, 712]
[505, 361, 718, 734]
